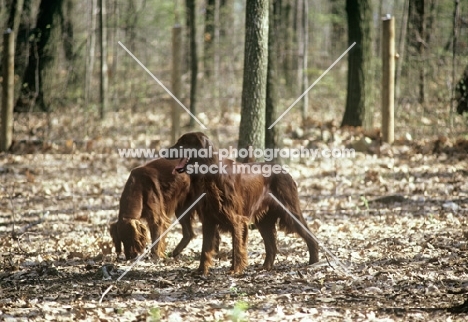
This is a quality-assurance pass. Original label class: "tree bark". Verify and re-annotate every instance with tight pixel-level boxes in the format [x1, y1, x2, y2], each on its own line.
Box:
[395, 0, 409, 101]
[6, 0, 24, 32]
[15, 0, 63, 112]
[330, 0, 346, 56]
[300, 0, 308, 120]
[60, 0, 74, 62]
[186, 0, 198, 127]
[341, 0, 373, 129]
[204, 0, 215, 77]
[13, 0, 32, 101]
[99, 0, 108, 119]
[266, 0, 279, 153]
[415, 0, 425, 104]
[85, 0, 97, 107]
[238, 0, 269, 156]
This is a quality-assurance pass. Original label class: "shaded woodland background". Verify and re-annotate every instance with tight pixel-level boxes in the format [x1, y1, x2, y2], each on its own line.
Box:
[0, 0, 467, 144]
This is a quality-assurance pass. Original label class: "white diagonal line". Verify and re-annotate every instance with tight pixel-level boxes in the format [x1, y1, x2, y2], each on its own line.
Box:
[268, 192, 355, 279]
[99, 193, 206, 304]
[118, 41, 207, 130]
[268, 42, 356, 129]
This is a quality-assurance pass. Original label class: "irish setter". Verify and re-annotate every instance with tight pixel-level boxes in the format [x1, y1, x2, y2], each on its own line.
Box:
[110, 158, 198, 260]
[168, 132, 319, 275]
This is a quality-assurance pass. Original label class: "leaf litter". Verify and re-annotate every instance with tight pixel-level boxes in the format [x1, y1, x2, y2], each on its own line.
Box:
[1, 109, 468, 321]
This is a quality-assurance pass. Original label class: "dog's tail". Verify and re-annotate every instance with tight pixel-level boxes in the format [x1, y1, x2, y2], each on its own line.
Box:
[269, 173, 319, 264]
[269, 174, 307, 232]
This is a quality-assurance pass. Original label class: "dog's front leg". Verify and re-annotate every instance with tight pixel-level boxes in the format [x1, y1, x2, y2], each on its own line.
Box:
[198, 219, 217, 275]
[230, 221, 249, 274]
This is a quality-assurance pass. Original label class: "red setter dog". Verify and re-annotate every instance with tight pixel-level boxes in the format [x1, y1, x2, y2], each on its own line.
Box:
[169, 132, 319, 275]
[110, 158, 198, 260]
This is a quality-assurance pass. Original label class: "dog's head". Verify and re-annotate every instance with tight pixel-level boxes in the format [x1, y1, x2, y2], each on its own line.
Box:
[110, 219, 148, 260]
[167, 132, 217, 174]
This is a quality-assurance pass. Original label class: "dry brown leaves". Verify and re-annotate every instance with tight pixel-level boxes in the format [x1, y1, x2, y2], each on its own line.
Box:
[1, 110, 467, 321]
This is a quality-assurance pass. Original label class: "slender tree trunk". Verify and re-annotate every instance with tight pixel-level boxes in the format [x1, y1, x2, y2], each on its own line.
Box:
[296, 0, 304, 98]
[395, 0, 409, 101]
[186, 0, 198, 127]
[238, 0, 269, 155]
[204, 0, 215, 77]
[330, 0, 346, 56]
[266, 0, 279, 154]
[13, 0, 32, 101]
[341, 0, 373, 128]
[5, 0, 23, 102]
[219, 0, 230, 38]
[85, 0, 97, 108]
[99, 0, 108, 119]
[15, 0, 63, 112]
[6, 0, 24, 32]
[125, 0, 138, 52]
[451, 0, 461, 119]
[60, 0, 74, 62]
[282, 0, 294, 95]
[1, 30, 15, 151]
[415, 0, 425, 104]
[301, 0, 308, 120]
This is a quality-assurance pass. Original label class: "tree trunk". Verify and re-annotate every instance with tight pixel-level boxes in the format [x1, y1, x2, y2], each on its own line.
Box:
[265, 0, 279, 153]
[330, 0, 346, 56]
[99, 0, 108, 119]
[85, 0, 97, 107]
[282, 0, 294, 96]
[300, 0, 308, 120]
[415, 0, 425, 104]
[341, 0, 373, 128]
[60, 0, 74, 62]
[15, 0, 63, 112]
[186, 0, 198, 127]
[296, 0, 304, 98]
[204, 0, 215, 77]
[395, 0, 409, 101]
[4, 0, 23, 102]
[6, 0, 24, 32]
[219, 0, 231, 38]
[238, 0, 269, 156]
[13, 0, 32, 101]
[1, 30, 15, 151]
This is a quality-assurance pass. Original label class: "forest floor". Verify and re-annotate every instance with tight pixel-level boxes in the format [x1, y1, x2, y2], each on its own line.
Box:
[1, 109, 468, 321]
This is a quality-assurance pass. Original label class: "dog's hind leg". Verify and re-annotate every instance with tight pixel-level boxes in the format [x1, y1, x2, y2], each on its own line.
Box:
[172, 210, 195, 257]
[289, 213, 319, 265]
[256, 213, 278, 270]
[198, 220, 218, 275]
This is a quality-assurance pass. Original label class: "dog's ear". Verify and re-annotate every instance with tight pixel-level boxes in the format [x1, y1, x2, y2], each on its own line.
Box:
[242, 145, 255, 163]
[110, 222, 122, 254]
[201, 133, 213, 149]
